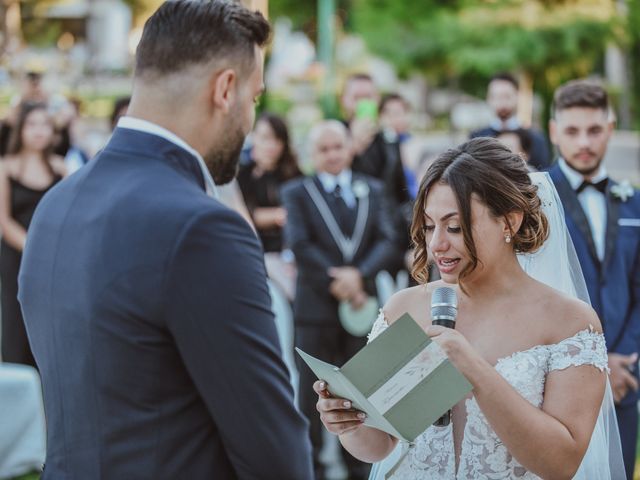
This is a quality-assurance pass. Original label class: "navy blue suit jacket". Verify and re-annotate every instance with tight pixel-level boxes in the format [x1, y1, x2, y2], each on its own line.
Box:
[18, 128, 313, 479]
[549, 164, 640, 406]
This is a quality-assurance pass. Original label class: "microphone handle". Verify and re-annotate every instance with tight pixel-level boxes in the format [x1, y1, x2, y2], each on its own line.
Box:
[432, 317, 455, 426]
[432, 318, 455, 329]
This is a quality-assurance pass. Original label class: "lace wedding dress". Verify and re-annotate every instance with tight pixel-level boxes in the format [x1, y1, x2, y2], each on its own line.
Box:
[367, 313, 608, 480]
[367, 173, 624, 480]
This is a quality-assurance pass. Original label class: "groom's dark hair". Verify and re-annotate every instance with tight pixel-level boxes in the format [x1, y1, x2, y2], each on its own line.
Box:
[135, 0, 270, 80]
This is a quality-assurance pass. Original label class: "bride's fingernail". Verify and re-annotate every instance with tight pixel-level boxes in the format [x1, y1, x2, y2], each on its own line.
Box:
[343, 401, 351, 408]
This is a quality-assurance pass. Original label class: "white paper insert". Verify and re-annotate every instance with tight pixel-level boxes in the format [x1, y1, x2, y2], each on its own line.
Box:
[367, 342, 447, 414]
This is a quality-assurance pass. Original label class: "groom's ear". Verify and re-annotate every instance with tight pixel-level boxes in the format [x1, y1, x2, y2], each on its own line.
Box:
[503, 211, 524, 237]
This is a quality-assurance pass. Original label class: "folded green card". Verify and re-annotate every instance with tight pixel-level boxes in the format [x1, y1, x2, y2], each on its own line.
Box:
[296, 313, 472, 442]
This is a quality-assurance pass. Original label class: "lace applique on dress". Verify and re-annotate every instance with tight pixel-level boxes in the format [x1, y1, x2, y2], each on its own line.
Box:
[379, 328, 608, 479]
[367, 309, 390, 343]
[548, 327, 609, 373]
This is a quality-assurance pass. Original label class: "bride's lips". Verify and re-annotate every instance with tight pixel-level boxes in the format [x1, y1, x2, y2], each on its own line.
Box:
[436, 257, 460, 274]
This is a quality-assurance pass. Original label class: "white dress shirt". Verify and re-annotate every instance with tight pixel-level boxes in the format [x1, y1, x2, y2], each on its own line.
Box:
[117, 116, 218, 199]
[558, 158, 608, 261]
[490, 116, 520, 132]
[317, 169, 356, 208]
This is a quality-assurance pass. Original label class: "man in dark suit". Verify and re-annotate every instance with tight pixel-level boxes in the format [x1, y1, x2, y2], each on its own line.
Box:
[471, 72, 550, 170]
[18, 2, 313, 479]
[282, 120, 398, 480]
[548, 79, 640, 479]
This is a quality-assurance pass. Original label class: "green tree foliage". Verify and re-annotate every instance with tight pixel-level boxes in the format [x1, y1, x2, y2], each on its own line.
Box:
[350, 0, 617, 123]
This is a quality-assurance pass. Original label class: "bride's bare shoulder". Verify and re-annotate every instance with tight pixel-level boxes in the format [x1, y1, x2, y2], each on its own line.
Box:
[383, 281, 447, 325]
[531, 282, 602, 342]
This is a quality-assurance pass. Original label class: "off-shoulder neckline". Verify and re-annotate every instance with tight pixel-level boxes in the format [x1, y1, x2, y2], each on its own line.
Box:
[375, 311, 603, 368]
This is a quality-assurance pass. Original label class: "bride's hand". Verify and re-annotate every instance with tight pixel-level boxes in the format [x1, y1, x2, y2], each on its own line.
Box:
[426, 325, 479, 374]
[314, 380, 367, 436]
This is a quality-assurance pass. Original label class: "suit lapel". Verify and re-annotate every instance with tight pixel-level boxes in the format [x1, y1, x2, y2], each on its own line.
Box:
[551, 166, 600, 265]
[350, 174, 371, 257]
[603, 182, 620, 269]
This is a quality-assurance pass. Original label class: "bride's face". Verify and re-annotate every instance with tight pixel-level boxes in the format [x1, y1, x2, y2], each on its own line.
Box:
[424, 183, 508, 283]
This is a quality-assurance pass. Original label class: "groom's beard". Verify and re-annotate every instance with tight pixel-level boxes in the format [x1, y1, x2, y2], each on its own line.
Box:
[205, 125, 245, 185]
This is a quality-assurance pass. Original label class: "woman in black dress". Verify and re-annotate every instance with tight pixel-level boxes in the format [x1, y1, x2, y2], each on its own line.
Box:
[237, 113, 301, 253]
[0, 102, 66, 367]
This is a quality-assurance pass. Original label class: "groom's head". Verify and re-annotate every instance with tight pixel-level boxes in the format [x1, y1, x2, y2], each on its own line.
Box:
[549, 80, 613, 178]
[130, 0, 270, 185]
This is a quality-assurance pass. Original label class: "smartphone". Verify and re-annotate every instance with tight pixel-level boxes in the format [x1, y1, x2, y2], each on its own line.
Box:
[355, 99, 378, 122]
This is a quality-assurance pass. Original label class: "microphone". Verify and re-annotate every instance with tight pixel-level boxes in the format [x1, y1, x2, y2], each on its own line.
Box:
[431, 286, 458, 427]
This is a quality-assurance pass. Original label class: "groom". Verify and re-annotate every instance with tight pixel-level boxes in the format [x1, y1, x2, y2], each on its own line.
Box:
[18, 1, 313, 478]
[548, 79, 640, 479]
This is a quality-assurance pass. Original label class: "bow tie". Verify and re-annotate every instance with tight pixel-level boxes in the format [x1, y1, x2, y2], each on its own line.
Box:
[576, 178, 608, 194]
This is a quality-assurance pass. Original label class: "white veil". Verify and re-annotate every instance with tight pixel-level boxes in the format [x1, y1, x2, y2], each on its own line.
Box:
[518, 172, 625, 479]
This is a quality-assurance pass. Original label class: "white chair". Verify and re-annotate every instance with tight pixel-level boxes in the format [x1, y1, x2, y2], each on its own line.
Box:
[0, 363, 46, 479]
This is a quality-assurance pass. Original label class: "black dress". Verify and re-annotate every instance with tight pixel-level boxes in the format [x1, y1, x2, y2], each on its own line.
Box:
[1, 175, 61, 367]
[237, 163, 298, 253]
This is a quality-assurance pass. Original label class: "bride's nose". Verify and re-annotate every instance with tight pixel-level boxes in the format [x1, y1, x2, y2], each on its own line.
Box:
[428, 226, 450, 254]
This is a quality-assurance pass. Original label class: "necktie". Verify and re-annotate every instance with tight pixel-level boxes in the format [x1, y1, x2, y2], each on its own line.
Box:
[332, 184, 354, 236]
[576, 178, 608, 194]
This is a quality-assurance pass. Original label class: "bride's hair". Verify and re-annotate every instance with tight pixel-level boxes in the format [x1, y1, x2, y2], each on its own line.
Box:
[411, 137, 549, 285]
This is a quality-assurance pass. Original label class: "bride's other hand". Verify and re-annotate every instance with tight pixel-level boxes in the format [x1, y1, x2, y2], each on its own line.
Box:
[608, 352, 639, 403]
[314, 380, 367, 436]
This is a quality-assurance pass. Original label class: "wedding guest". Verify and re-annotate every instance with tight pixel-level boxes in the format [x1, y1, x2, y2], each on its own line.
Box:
[237, 113, 301, 253]
[341, 75, 412, 274]
[496, 128, 534, 170]
[471, 72, 550, 170]
[282, 120, 398, 480]
[548, 79, 640, 479]
[314, 137, 622, 479]
[0, 103, 66, 367]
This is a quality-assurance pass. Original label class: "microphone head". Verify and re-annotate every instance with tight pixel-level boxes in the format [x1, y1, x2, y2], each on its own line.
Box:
[431, 287, 457, 322]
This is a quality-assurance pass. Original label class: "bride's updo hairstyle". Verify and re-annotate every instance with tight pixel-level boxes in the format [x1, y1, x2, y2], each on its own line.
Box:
[411, 137, 549, 285]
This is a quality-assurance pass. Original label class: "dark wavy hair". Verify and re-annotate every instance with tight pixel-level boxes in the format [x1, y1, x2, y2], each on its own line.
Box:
[135, 0, 270, 79]
[411, 137, 549, 289]
[255, 113, 301, 181]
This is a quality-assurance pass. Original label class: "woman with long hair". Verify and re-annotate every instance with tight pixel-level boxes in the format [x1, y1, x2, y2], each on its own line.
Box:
[237, 112, 301, 253]
[0, 102, 66, 367]
[314, 137, 623, 479]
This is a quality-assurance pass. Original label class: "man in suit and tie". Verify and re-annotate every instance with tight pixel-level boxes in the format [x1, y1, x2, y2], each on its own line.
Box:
[548, 79, 640, 479]
[282, 120, 398, 480]
[471, 72, 550, 170]
[18, 2, 313, 479]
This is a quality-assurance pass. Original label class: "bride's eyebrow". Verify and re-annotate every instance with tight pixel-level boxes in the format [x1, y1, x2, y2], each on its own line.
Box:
[424, 212, 458, 222]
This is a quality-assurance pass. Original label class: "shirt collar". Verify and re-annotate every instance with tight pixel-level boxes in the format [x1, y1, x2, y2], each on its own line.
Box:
[489, 116, 520, 131]
[317, 169, 352, 193]
[558, 157, 608, 190]
[117, 116, 218, 199]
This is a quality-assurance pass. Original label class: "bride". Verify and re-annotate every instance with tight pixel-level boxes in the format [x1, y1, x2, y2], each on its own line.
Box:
[314, 137, 624, 479]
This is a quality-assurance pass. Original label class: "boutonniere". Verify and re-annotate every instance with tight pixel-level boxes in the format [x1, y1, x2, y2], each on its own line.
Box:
[352, 180, 370, 199]
[611, 180, 634, 202]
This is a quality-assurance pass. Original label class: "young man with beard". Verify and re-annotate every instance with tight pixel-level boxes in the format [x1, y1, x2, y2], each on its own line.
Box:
[17, 2, 313, 479]
[548, 79, 640, 479]
[471, 72, 550, 170]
